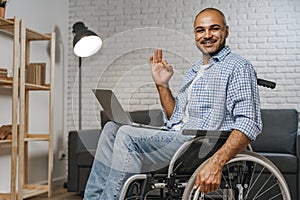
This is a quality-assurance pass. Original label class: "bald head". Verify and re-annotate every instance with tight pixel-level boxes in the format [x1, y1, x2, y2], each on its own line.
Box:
[194, 8, 227, 27]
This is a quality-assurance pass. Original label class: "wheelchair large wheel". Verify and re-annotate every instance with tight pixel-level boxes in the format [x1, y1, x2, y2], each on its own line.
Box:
[182, 151, 291, 200]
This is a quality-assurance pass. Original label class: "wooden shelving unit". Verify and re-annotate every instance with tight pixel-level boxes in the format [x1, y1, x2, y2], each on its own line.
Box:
[0, 16, 20, 200]
[0, 16, 55, 200]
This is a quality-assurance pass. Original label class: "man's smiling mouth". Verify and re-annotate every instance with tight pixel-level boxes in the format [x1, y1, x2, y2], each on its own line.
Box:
[201, 40, 216, 45]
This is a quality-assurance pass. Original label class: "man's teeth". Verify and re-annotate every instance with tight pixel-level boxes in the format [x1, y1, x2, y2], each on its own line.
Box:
[203, 41, 214, 44]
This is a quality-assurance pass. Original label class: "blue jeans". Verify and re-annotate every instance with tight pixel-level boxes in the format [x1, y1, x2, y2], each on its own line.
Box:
[84, 121, 192, 200]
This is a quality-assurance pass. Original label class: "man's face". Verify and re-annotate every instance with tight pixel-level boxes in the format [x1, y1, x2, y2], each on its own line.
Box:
[194, 10, 229, 58]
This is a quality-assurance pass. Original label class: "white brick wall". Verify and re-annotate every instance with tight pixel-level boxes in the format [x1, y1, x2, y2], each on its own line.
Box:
[68, 0, 300, 131]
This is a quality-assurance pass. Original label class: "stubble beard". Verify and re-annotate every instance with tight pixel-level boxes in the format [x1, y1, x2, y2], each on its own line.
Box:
[196, 39, 226, 57]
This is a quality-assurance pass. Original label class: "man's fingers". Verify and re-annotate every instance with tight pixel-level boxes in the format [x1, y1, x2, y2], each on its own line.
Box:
[153, 49, 158, 63]
[194, 168, 221, 194]
[162, 60, 169, 69]
[162, 60, 173, 73]
[205, 182, 213, 194]
[158, 49, 162, 63]
[194, 171, 201, 189]
[153, 49, 162, 63]
[150, 56, 153, 65]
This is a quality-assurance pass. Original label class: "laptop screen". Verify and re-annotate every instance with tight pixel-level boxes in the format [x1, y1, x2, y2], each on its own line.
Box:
[92, 89, 133, 125]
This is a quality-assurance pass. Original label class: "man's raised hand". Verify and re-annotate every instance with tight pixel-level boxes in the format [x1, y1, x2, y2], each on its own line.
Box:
[150, 49, 174, 88]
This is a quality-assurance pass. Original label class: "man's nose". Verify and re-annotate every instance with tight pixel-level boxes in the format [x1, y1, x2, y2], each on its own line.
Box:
[204, 30, 212, 38]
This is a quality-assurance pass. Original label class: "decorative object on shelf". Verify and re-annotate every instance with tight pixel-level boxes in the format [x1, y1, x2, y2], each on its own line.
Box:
[0, 125, 11, 140]
[0, 0, 7, 18]
[72, 22, 102, 130]
[0, 124, 19, 140]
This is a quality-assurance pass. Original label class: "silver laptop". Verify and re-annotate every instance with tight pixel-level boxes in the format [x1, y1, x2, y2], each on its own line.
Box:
[92, 89, 162, 130]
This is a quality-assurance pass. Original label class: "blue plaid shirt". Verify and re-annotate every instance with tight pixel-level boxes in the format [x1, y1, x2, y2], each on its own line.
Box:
[165, 46, 262, 141]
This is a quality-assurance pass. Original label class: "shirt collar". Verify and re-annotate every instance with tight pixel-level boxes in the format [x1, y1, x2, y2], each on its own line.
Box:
[209, 45, 231, 63]
[191, 45, 231, 72]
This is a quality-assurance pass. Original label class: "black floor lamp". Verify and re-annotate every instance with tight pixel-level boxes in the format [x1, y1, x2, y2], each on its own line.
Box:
[72, 22, 102, 130]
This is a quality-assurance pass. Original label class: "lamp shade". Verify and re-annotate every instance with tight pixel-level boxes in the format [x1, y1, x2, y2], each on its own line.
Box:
[72, 22, 102, 57]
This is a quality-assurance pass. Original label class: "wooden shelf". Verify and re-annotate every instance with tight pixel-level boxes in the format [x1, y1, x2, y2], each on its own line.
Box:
[25, 134, 50, 142]
[0, 78, 13, 86]
[0, 78, 50, 90]
[0, 18, 50, 41]
[26, 28, 51, 41]
[25, 83, 50, 90]
[0, 18, 15, 35]
[23, 184, 48, 199]
[23, 189, 48, 199]
[0, 139, 12, 144]
[0, 193, 10, 200]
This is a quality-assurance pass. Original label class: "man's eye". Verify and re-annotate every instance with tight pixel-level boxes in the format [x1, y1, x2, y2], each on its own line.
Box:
[195, 29, 204, 33]
[211, 27, 220, 31]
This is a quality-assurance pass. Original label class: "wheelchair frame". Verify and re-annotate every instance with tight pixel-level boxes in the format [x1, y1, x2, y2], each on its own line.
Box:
[119, 79, 291, 200]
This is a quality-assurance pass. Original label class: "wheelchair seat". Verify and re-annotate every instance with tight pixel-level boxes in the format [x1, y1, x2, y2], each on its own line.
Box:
[141, 130, 230, 176]
[167, 130, 230, 175]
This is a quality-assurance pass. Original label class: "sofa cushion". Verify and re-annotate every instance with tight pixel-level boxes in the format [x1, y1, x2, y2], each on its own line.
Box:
[251, 109, 298, 154]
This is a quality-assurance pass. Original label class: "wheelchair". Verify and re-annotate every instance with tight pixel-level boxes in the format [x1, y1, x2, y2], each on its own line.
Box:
[119, 79, 291, 200]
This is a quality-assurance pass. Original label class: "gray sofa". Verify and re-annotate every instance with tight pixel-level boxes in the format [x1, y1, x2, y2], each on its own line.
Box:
[67, 109, 299, 199]
[251, 109, 299, 200]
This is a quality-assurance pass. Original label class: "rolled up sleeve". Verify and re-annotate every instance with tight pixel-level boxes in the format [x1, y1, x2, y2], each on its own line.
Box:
[227, 63, 262, 141]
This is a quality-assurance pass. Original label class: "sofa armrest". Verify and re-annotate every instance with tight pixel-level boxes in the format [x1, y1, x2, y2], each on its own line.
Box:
[71, 129, 101, 152]
[67, 129, 101, 192]
[297, 131, 300, 157]
[297, 131, 300, 195]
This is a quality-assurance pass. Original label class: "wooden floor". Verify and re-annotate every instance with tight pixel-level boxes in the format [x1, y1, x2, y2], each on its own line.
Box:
[27, 185, 83, 200]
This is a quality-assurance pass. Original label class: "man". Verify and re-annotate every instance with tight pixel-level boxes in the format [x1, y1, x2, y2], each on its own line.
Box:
[84, 8, 262, 199]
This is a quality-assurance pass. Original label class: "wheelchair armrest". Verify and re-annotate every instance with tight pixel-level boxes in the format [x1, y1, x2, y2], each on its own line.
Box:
[182, 129, 230, 139]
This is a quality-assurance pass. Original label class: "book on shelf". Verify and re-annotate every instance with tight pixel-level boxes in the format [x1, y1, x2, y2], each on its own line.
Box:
[0, 68, 7, 72]
[0, 68, 8, 79]
[26, 63, 46, 85]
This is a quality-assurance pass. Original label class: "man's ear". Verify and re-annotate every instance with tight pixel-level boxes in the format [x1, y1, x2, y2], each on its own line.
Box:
[225, 26, 229, 38]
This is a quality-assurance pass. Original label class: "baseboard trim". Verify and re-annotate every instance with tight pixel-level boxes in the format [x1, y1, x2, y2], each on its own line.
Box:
[34, 176, 67, 186]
